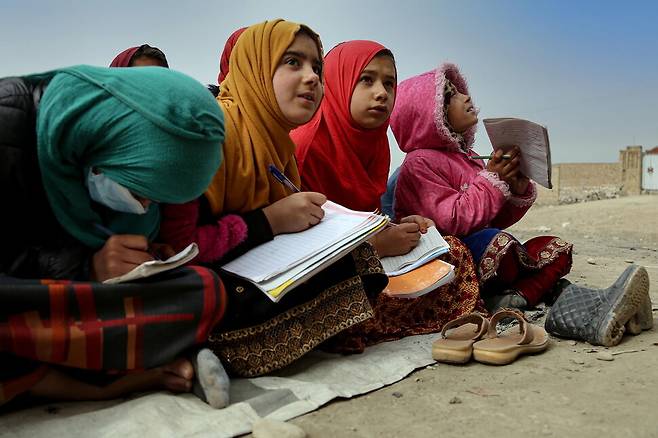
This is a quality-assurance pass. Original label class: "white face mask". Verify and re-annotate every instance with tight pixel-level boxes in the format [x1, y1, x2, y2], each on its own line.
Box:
[87, 169, 148, 215]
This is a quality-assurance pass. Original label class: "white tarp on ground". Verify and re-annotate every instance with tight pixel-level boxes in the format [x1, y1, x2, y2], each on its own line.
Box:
[0, 334, 436, 438]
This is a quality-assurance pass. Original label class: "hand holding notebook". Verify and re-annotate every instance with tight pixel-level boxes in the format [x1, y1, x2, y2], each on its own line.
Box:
[483, 117, 552, 189]
[103, 243, 199, 284]
[379, 226, 451, 276]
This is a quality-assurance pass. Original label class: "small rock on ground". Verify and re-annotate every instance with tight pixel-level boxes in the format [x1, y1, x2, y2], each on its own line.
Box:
[596, 352, 615, 361]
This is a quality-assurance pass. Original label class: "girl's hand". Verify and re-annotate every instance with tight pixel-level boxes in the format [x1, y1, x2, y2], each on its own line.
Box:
[91, 234, 155, 282]
[263, 192, 327, 235]
[486, 146, 522, 183]
[507, 174, 530, 195]
[371, 223, 421, 257]
[149, 242, 176, 260]
[399, 215, 435, 233]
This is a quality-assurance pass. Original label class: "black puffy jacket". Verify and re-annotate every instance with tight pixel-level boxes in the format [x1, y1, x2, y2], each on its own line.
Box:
[0, 76, 92, 279]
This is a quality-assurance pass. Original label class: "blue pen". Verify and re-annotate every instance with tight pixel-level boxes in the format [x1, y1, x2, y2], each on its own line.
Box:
[268, 164, 301, 193]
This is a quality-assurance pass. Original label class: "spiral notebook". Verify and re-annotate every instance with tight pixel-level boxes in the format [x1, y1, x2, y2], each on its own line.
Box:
[221, 201, 388, 302]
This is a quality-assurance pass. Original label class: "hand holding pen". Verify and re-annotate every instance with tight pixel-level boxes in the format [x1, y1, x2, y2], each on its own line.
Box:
[91, 224, 174, 282]
[486, 146, 523, 183]
[265, 164, 327, 235]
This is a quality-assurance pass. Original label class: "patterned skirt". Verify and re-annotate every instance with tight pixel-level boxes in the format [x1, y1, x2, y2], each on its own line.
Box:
[208, 243, 388, 377]
[323, 236, 482, 354]
[463, 228, 573, 305]
[0, 266, 225, 404]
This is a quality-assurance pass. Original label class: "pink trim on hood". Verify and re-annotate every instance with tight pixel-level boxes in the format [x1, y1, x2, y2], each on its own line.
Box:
[391, 63, 476, 154]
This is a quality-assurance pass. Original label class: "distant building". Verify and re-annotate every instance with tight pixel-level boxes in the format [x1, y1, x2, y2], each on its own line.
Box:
[643, 147, 658, 191]
[535, 145, 656, 204]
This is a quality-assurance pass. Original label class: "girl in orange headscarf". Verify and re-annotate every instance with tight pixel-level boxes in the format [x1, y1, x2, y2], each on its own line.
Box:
[159, 20, 388, 377]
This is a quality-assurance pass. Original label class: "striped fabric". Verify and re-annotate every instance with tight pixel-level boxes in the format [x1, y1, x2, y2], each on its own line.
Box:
[0, 266, 225, 404]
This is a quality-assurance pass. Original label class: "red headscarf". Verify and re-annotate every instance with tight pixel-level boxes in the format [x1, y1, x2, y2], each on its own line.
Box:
[110, 47, 139, 67]
[291, 40, 395, 212]
[217, 27, 247, 84]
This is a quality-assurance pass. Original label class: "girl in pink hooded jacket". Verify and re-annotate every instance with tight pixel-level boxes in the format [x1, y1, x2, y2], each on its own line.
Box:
[390, 63, 573, 310]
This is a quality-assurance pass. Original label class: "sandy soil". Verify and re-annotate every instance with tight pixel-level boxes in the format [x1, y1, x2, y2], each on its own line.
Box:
[290, 195, 658, 438]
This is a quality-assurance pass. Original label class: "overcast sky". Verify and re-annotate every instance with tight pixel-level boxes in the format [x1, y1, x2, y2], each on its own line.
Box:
[2, 0, 657, 170]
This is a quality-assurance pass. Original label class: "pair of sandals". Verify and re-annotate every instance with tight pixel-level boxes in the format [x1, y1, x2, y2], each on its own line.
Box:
[432, 310, 549, 365]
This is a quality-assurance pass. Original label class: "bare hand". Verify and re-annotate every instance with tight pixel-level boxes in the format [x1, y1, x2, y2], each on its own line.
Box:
[263, 192, 327, 235]
[399, 215, 435, 233]
[372, 222, 421, 257]
[507, 174, 530, 195]
[149, 243, 176, 260]
[91, 235, 155, 282]
[486, 146, 521, 183]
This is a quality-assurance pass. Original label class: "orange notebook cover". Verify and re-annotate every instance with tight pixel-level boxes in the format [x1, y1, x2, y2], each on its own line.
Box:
[383, 259, 455, 299]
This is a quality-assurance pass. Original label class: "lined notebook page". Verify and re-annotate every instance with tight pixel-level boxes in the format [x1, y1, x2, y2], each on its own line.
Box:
[483, 118, 552, 188]
[222, 201, 379, 282]
[380, 227, 449, 274]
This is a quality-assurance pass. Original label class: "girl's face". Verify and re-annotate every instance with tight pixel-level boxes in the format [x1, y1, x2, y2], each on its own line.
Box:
[131, 56, 165, 67]
[350, 55, 396, 129]
[446, 90, 478, 133]
[273, 33, 324, 125]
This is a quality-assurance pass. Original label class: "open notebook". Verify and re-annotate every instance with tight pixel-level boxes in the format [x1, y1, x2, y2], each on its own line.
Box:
[483, 117, 552, 189]
[103, 243, 198, 284]
[379, 226, 450, 276]
[221, 201, 388, 302]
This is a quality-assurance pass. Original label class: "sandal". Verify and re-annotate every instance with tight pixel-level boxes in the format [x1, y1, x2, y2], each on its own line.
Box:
[432, 313, 489, 364]
[472, 309, 549, 365]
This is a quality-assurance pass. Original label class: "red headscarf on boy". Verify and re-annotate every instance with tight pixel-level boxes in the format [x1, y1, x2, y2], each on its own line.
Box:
[109, 47, 139, 67]
[217, 27, 247, 84]
[291, 40, 395, 212]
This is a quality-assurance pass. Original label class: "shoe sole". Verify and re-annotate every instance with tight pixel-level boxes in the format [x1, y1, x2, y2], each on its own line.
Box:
[597, 266, 649, 346]
[637, 291, 654, 331]
[432, 346, 473, 364]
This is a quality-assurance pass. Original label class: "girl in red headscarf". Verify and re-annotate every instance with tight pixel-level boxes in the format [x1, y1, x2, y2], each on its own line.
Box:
[110, 44, 169, 68]
[291, 41, 482, 352]
[218, 27, 247, 84]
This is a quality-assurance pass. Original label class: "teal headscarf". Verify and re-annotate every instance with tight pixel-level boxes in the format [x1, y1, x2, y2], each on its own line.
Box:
[33, 65, 224, 248]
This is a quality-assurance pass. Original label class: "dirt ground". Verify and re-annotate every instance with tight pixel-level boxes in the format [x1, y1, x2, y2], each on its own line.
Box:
[290, 195, 658, 438]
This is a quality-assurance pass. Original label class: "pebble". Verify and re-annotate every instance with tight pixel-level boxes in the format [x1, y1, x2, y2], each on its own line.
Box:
[624, 259, 634, 264]
[571, 358, 585, 365]
[252, 419, 306, 438]
[568, 340, 577, 346]
[537, 226, 552, 232]
[449, 396, 462, 404]
[586, 258, 597, 265]
[392, 392, 403, 398]
[561, 222, 570, 228]
[415, 377, 422, 382]
[596, 352, 615, 361]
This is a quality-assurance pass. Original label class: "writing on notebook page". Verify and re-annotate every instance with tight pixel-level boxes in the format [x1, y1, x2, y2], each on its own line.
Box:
[483, 118, 552, 189]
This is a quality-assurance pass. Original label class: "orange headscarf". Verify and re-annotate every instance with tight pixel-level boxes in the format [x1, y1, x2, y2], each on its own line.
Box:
[204, 19, 323, 215]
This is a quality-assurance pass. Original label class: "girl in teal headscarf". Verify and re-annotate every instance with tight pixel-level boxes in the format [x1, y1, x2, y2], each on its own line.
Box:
[0, 66, 229, 407]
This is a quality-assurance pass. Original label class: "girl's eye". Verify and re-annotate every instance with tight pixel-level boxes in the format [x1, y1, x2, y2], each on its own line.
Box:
[384, 81, 395, 89]
[285, 57, 300, 67]
[313, 65, 322, 76]
[360, 76, 373, 84]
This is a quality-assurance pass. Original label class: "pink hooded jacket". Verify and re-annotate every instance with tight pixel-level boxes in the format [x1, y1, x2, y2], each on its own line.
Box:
[391, 63, 536, 237]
